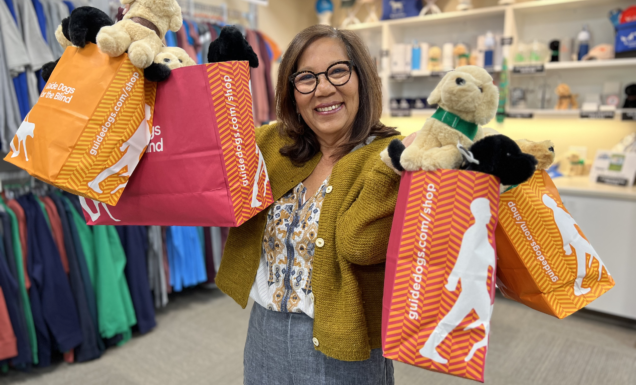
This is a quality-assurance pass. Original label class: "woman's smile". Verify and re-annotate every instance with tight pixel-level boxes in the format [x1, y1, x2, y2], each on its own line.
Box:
[315, 102, 344, 115]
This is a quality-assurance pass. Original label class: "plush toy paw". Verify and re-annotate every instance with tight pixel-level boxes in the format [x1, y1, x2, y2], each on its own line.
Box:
[127, 40, 156, 69]
[399, 146, 439, 172]
[96, 25, 131, 57]
[208, 26, 259, 67]
[385, 139, 406, 172]
[55, 22, 72, 49]
[462, 135, 537, 186]
[41, 59, 60, 82]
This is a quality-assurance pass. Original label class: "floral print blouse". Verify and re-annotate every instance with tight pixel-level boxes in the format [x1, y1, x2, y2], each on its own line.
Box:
[249, 176, 330, 318]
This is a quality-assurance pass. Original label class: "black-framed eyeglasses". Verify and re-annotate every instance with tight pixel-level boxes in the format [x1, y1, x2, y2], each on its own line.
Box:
[289, 61, 354, 94]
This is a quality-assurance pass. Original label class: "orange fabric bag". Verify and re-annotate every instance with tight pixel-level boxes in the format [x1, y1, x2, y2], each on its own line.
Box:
[496, 170, 614, 319]
[4, 44, 156, 206]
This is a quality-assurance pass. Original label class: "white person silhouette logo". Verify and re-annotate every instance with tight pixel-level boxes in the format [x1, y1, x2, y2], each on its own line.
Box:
[11, 114, 36, 161]
[542, 194, 609, 296]
[419, 198, 495, 364]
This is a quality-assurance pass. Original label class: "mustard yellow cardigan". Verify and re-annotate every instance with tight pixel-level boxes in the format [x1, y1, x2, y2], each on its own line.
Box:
[216, 123, 403, 361]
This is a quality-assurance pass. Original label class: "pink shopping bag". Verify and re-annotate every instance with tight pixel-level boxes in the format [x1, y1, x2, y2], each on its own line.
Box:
[80, 61, 273, 226]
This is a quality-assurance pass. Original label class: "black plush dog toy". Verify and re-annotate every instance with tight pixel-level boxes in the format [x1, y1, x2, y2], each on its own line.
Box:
[460, 135, 537, 186]
[41, 6, 114, 81]
[207, 26, 259, 68]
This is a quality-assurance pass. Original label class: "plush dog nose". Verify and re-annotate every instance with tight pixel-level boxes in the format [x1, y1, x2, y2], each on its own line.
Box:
[455, 77, 466, 86]
[548, 146, 554, 152]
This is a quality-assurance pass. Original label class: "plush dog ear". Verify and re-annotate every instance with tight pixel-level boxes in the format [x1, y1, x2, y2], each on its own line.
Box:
[169, 14, 183, 32]
[427, 74, 449, 105]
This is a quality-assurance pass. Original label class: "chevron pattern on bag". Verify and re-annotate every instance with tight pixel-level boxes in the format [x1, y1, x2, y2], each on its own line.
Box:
[56, 60, 156, 206]
[384, 170, 499, 382]
[496, 170, 615, 319]
[209, 61, 273, 226]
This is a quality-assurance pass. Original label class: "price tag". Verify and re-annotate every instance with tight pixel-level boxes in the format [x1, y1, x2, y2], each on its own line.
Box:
[512, 65, 545, 74]
[580, 110, 615, 119]
[501, 37, 513, 46]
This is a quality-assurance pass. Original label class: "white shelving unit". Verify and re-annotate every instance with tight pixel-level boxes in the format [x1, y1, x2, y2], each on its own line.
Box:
[344, 0, 636, 117]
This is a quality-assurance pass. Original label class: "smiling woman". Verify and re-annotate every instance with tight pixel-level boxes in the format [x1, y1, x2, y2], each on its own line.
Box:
[215, 25, 407, 385]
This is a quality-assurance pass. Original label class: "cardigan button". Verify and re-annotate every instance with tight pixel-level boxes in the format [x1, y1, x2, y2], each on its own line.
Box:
[309, 293, 315, 302]
[316, 238, 324, 248]
[326, 186, 333, 193]
[313, 337, 319, 347]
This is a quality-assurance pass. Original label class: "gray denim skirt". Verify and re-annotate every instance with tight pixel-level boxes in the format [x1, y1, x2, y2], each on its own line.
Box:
[244, 302, 394, 385]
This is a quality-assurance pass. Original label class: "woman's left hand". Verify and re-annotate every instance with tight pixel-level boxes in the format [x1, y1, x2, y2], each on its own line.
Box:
[402, 133, 416, 148]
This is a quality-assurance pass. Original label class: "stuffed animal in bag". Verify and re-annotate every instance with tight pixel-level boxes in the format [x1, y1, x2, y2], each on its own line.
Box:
[516, 139, 555, 170]
[41, 6, 194, 83]
[460, 135, 537, 186]
[96, 0, 183, 69]
[42, 6, 115, 81]
[206, 26, 259, 67]
[382, 65, 498, 172]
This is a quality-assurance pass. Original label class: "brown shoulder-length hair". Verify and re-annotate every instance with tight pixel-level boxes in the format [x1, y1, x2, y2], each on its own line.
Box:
[276, 25, 400, 166]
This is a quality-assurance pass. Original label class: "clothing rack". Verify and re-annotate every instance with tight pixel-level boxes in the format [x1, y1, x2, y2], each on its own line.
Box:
[184, 0, 257, 29]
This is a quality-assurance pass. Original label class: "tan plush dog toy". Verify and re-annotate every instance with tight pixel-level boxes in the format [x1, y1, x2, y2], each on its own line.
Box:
[96, 0, 183, 69]
[383, 65, 498, 172]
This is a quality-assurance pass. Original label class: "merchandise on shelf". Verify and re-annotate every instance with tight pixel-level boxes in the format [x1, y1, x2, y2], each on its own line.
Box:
[411, 42, 421, 70]
[555, 83, 578, 110]
[559, 37, 573, 62]
[602, 82, 621, 108]
[428, 45, 442, 72]
[582, 44, 614, 60]
[615, 20, 636, 58]
[442, 43, 454, 71]
[381, 0, 422, 20]
[484, 31, 495, 67]
[576, 25, 591, 61]
[453, 43, 470, 67]
[420, 0, 441, 16]
[315, 0, 333, 26]
[456, 0, 472, 12]
[549, 40, 559, 62]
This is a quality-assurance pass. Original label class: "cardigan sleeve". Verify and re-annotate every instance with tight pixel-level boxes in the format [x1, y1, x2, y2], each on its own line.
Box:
[335, 157, 401, 266]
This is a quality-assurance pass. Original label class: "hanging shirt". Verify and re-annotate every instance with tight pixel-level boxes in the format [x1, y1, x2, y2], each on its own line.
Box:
[166, 227, 206, 292]
[0, 214, 31, 367]
[116, 226, 155, 334]
[39, 197, 69, 274]
[0, 11, 22, 151]
[16, 194, 82, 367]
[250, 176, 330, 318]
[147, 226, 167, 308]
[245, 30, 269, 125]
[6, 200, 29, 290]
[64, 198, 136, 341]
[50, 194, 104, 356]
[0, 288, 17, 361]
[0, 0, 31, 135]
[0, 200, 37, 364]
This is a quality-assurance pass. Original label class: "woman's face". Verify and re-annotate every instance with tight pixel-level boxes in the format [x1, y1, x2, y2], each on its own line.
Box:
[294, 38, 359, 144]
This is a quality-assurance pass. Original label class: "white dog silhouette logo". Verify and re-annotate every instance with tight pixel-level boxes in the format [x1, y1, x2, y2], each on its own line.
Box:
[542, 194, 608, 296]
[79, 196, 120, 222]
[390, 0, 404, 13]
[11, 114, 36, 161]
[251, 145, 270, 208]
[88, 104, 152, 194]
[420, 198, 495, 364]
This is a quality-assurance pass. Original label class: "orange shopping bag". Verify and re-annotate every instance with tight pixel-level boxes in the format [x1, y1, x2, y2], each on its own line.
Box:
[383, 169, 499, 382]
[4, 44, 156, 206]
[495, 170, 614, 319]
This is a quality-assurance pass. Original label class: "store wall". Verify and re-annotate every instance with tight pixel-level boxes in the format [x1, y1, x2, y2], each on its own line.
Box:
[383, 116, 636, 162]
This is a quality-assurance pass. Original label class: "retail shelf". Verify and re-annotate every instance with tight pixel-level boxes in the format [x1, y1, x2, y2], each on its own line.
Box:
[544, 59, 636, 70]
[383, 6, 506, 28]
[511, 0, 630, 15]
[345, 22, 383, 32]
[390, 66, 502, 80]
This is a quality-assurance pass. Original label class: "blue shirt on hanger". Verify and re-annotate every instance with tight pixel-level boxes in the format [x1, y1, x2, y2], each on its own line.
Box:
[4, 0, 32, 119]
